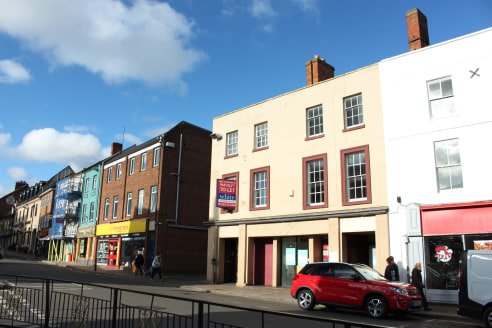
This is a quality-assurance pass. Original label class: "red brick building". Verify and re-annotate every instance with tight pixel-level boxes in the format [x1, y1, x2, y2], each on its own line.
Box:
[96, 121, 211, 273]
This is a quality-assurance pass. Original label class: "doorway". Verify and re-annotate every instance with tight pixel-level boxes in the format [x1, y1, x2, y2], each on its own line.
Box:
[253, 238, 273, 286]
[107, 239, 119, 267]
[342, 232, 375, 268]
[224, 238, 238, 283]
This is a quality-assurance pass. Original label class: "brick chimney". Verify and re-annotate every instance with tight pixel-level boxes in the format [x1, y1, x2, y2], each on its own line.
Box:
[111, 142, 123, 155]
[305, 55, 335, 85]
[15, 181, 28, 190]
[406, 8, 429, 51]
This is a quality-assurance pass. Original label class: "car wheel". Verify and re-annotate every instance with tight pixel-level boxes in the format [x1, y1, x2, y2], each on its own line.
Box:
[366, 295, 388, 319]
[297, 289, 315, 311]
[484, 305, 492, 328]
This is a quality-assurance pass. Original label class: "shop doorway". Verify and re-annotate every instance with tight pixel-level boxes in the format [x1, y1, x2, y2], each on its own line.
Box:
[107, 240, 119, 267]
[224, 238, 238, 283]
[342, 232, 375, 267]
[253, 238, 273, 286]
[281, 237, 309, 287]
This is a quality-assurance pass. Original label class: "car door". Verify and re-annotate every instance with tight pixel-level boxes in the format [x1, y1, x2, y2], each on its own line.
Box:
[309, 263, 337, 302]
[333, 263, 367, 306]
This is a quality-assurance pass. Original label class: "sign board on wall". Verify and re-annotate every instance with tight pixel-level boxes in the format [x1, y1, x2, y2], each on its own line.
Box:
[216, 179, 237, 209]
[53, 178, 69, 219]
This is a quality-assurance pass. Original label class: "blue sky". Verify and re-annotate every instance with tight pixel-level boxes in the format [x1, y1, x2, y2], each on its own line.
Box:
[0, 0, 491, 197]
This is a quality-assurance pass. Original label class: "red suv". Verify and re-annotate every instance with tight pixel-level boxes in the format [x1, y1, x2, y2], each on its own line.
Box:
[291, 262, 422, 318]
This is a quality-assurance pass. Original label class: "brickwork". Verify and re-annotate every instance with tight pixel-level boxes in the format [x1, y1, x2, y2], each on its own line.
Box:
[305, 55, 335, 85]
[406, 8, 429, 51]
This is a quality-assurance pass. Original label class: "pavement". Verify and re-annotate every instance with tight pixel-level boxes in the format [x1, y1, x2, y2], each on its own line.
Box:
[1, 250, 472, 324]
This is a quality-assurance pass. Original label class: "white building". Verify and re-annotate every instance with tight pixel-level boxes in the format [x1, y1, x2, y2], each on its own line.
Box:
[380, 9, 492, 303]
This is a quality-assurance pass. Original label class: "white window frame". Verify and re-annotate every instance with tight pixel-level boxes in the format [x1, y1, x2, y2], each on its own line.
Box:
[89, 202, 95, 220]
[141, 153, 147, 171]
[126, 192, 132, 217]
[107, 167, 112, 183]
[116, 163, 122, 180]
[434, 138, 463, 191]
[344, 94, 364, 129]
[150, 186, 157, 213]
[112, 196, 118, 219]
[129, 158, 135, 175]
[104, 198, 109, 220]
[226, 131, 238, 156]
[253, 171, 267, 207]
[428, 76, 455, 119]
[92, 175, 97, 190]
[82, 204, 87, 222]
[137, 189, 144, 215]
[306, 105, 323, 138]
[345, 151, 367, 201]
[85, 178, 90, 192]
[306, 158, 325, 206]
[254, 122, 268, 149]
[153, 147, 160, 167]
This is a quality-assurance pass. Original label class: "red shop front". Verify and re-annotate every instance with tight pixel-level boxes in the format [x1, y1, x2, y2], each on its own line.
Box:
[420, 201, 492, 303]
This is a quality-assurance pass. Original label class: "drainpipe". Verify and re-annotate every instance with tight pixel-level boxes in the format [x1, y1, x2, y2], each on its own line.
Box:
[172, 134, 183, 225]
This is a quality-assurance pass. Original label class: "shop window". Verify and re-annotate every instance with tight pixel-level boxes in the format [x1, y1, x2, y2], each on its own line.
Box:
[424, 236, 463, 290]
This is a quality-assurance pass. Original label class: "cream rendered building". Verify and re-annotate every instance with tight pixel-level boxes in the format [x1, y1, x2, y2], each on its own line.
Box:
[207, 58, 389, 287]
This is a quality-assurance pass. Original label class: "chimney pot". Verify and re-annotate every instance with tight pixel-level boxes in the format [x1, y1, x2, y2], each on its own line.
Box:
[406, 8, 430, 51]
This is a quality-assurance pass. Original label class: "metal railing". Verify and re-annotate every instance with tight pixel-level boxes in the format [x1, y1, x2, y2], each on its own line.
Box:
[0, 274, 383, 328]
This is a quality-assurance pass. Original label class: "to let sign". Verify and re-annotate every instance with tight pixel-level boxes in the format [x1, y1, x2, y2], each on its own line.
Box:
[216, 179, 237, 209]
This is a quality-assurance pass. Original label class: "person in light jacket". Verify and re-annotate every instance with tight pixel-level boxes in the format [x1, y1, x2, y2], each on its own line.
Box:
[150, 253, 163, 282]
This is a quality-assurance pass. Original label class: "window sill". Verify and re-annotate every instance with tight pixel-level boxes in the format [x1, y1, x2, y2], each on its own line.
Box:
[343, 124, 365, 133]
[249, 205, 270, 211]
[224, 154, 238, 160]
[303, 203, 328, 210]
[342, 198, 371, 206]
[305, 134, 325, 141]
[252, 146, 269, 153]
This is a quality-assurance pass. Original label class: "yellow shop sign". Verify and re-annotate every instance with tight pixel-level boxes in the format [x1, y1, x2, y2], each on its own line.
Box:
[96, 219, 147, 236]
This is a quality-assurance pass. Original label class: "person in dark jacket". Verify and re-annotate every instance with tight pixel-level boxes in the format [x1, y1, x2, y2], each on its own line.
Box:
[134, 252, 144, 276]
[412, 262, 431, 311]
[384, 256, 400, 281]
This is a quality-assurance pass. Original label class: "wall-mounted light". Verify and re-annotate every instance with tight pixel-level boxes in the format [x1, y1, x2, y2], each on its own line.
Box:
[210, 133, 222, 140]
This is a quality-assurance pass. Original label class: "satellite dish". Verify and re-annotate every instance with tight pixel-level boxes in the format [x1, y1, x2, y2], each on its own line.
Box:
[6, 195, 15, 205]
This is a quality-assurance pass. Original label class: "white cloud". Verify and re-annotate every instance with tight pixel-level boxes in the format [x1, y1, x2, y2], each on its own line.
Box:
[0, 59, 31, 84]
[64, 125, 91, 133]
[16, 128, 104, 172]
[250, 0, 277, 19]
[0, 0, 207, 91]
[6, 166, 30, 180]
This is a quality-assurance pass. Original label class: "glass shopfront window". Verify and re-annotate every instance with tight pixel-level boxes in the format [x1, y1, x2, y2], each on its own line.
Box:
[424, 235, 463, 290]
[121, 236, 145, 268]
[281, 237, 309, 286]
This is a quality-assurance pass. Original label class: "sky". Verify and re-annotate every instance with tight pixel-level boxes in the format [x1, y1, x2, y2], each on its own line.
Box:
[0, 0, 491, 197]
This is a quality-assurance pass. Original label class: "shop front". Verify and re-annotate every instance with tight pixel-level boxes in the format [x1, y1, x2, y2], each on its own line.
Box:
[76, 226, 95, 265]
[95, 218, 147, 269]
[420, 201, 492, 304]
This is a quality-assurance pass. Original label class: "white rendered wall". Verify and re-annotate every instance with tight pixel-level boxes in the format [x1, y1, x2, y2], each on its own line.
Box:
[380, 28, 492, 273]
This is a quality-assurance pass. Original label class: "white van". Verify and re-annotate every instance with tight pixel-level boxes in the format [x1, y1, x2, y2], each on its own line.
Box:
[458, 250, 492, 327]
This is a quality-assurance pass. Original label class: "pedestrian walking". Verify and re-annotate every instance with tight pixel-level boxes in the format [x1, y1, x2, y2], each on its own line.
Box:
[412, 262, 431, 311]
[384, 256, 399, 281]
[134, 252, 144, 276]
[150, 253, 163, 282]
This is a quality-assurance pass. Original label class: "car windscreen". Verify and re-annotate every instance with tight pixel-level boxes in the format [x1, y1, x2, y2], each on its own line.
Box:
[352, 264, 387, 281]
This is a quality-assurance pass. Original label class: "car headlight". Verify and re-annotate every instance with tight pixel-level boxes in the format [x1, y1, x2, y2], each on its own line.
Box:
[389, 287, 409, 296]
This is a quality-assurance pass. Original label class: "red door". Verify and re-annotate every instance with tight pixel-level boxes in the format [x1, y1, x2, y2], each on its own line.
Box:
[107, 239, 119, 267]
[253, 238, 273, 286]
